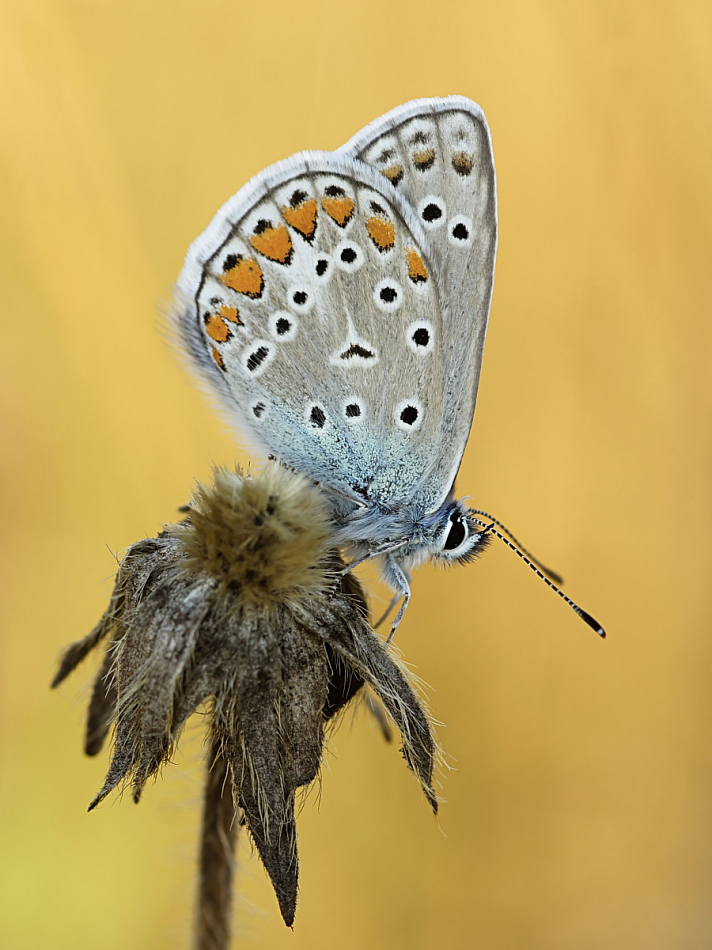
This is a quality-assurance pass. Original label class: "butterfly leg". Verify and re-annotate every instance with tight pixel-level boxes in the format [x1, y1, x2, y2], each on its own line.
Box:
[374, 594, 401, 629]
[365, 692, 392, 742]
[340, 539, 408, 576]
[384, 558, 412, 646]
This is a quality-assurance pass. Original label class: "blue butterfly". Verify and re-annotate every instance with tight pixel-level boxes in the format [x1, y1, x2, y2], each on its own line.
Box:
[174, 96, 604, 641]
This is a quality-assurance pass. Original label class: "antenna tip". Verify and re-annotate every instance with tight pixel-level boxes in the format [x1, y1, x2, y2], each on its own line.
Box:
[578, 608, 606, 639]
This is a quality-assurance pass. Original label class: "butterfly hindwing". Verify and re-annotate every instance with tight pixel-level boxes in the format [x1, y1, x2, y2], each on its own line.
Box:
[340, 97, 497, 512]
[176, 151, 447, 506]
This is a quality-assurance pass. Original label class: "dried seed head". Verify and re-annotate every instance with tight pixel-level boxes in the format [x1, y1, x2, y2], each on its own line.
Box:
[169, 462, 335, 606]
[52, 462, 440, 930]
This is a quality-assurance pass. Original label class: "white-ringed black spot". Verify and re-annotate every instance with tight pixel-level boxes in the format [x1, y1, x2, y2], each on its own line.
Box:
[374, 277, 403, 313]
[395, 398, 423, 431]
[334, 240, 364, 273]
[341, 396, 366, 422]
[417, 195, 446, 230]
[247, 346, 269, 372]
[269, 310, 298, 341]
[448, 213, 474, 247]
[414, 328, 429, 346]
[241, 339, 274, 377]
[312, 253, 333, 285]
[287, 284, 314, 313]
[309, 405, 326, 428]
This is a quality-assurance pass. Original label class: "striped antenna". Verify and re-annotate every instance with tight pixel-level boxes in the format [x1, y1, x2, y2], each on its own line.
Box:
[472, 518, 606, 638]
[469, 509, 563, 584]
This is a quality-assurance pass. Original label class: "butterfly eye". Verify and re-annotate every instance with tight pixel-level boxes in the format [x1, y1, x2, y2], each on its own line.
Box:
[443, 512, 468, 551]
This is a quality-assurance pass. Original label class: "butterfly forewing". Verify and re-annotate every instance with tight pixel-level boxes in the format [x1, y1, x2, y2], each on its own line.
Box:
[177, 152, 447, 507]
[341, 97, 497, 512]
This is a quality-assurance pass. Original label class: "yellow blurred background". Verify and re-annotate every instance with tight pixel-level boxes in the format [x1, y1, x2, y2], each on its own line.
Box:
[2, 1, 711, 947]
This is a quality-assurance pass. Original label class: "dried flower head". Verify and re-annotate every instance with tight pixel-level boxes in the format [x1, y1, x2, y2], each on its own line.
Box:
[173, 463, 335, 604]
[53, 462, 438, 933]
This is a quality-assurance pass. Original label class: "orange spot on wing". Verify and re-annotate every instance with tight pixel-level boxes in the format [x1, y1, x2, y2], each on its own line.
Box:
[205, 314, 231, 342]
[383, 164, 404, 185]
[406, 248, 428, 283]
[322, 195, 354, 227]
[413, 148, 435, 171]
[452, 151, 474, 175]
[211, 346, 225, 370]
[219, 305, 242, 325]
[220, 258, 264, 297]
[249, 225, 292, 263]
[366, 216, 396, 251]
[282, 198, 318, 240]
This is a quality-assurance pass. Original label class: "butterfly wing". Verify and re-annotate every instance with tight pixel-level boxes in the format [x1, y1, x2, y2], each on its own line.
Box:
[340, 96, 497, 513]
[175, 151, 450, 509]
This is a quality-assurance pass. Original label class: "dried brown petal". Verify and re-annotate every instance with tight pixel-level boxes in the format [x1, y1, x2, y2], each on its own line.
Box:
[307, 596, 439, 813]
[84, 645, 118, 756]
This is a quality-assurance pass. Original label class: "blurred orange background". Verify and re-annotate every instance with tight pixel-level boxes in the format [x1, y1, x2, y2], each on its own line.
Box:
[2, 1, 711, 947]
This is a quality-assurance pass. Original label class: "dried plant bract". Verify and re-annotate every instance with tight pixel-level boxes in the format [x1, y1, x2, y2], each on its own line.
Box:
[53, 462, 439, 939]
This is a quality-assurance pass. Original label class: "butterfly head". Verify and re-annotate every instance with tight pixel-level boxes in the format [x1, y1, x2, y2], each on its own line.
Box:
[426, 500, 491, 566]
[392, 500, 490, 570]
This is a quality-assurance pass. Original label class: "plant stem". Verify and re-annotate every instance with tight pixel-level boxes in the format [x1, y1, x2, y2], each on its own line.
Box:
[195, 737, 238, 950]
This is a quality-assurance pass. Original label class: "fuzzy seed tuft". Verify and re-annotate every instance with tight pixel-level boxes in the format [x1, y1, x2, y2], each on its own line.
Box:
[169, 462, 335, 605]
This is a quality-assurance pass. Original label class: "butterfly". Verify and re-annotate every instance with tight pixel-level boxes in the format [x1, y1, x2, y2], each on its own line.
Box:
[174, 96, 604, 641]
